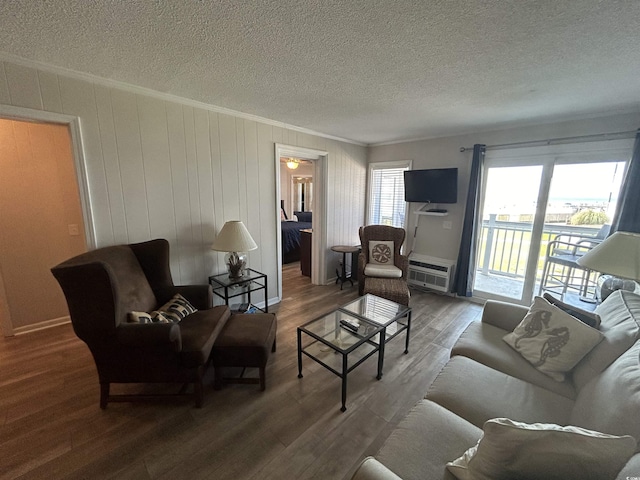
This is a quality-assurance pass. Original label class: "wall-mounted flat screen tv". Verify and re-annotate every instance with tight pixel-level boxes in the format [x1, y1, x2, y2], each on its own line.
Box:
[403, 168, 458, 204]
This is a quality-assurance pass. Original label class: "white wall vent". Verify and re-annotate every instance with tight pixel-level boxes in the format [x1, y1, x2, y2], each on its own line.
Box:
[408, 254, 456, 293]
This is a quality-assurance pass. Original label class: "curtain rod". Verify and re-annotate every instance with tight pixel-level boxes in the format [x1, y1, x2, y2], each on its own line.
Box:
[459, 129, 638, 153]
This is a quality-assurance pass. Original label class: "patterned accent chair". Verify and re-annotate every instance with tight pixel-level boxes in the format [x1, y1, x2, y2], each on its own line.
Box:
[358, 225, 410, 305]
[51, 239, 230, 408]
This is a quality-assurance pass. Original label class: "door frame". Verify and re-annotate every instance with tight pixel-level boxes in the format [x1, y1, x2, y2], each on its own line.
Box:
[0, 105, 94, 336]
[274, 143, 328, 301]
[472, 139, 633, 306]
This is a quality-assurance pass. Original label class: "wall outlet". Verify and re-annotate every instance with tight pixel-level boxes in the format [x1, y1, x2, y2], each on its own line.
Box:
[443, 221, 452, 230]
[68, 224, 80, 236]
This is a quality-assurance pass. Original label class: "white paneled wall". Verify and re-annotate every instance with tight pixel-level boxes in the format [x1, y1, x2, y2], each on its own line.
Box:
[0, 59, 367, 302]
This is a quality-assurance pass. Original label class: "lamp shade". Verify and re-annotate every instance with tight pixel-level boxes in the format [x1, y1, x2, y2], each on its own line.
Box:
[211, 221, 257, 252]
[577, 231, 640, 281]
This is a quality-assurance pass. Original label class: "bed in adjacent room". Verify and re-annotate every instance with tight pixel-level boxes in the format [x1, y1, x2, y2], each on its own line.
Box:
[281, 210, 312, 263]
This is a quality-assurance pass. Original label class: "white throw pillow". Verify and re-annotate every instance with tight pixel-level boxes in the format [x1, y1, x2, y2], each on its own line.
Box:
[503, 296, 603, 381]
[446, 418, 636, 480]
[369, 240, 394, 265]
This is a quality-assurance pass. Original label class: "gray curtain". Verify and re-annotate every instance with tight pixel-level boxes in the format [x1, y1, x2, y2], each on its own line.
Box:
[454, 144, 486, 297]
[611, 129, 640, 234]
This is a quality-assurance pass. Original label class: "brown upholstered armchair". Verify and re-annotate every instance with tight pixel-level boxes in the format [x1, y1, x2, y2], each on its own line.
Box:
[358, 225, 409, 296]
[51, 239, 230, 408]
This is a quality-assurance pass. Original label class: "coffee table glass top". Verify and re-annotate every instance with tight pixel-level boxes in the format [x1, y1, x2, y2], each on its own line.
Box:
[339, 294, 410, 327]
[300, 310, 381, 353]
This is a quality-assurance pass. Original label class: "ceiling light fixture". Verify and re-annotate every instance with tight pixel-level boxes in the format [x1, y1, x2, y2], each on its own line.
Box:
[286, 158, 300, 170]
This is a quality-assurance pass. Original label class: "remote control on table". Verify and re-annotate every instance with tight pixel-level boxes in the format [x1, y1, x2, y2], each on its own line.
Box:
[340, 318, 360, 332]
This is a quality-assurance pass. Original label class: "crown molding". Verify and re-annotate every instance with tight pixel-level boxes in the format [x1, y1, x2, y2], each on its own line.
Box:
[0, 52, 367, 147]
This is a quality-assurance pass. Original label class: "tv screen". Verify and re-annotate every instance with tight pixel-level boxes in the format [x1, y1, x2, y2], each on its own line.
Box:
[403, 168, 458, 204]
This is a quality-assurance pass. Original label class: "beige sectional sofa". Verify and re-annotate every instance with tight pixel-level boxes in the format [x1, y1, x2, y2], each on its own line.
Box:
[352, 290, 640, 480]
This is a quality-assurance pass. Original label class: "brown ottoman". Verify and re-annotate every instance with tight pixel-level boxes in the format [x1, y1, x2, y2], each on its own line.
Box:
[363, 277, 410, 306]
[211, 313, 277, 391]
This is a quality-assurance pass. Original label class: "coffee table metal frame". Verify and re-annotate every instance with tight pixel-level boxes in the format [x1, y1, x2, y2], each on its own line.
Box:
[297, 310, 383, 412]
[297, 294, 412, 412]
[338, 294, 412, 379]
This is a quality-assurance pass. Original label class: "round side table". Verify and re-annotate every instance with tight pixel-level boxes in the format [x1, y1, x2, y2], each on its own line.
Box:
[331, 245, 360, 289]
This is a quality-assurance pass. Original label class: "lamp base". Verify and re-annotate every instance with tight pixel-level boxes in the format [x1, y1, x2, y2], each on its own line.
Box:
[226, 251, 247, 280]
[596, 275, 640, 302]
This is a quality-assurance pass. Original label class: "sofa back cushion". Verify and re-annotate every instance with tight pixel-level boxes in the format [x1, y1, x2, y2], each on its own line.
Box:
[570, 339, 640, 440]
[572, 290, 640, 390]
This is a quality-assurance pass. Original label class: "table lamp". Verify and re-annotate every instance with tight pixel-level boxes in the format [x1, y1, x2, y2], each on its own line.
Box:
[577, 231, 640, 301]
[211, 221, 258, 279]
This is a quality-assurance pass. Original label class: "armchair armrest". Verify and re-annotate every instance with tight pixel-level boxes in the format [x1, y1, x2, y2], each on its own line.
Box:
[116, 322, 182, 351]
[351, 457, 402, 480]
[481, 300, 529, 332]
[156, 285, 213, 310]
[397, 254, 409, 280]
[358, 252, 367, 295]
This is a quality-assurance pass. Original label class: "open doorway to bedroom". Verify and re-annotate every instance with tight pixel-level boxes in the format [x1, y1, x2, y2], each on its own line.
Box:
[274, 144, 328, 303]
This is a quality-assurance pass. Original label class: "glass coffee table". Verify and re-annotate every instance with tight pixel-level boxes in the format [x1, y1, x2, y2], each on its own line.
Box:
[297, 294, 411, 412]
[339, 294, 412, 379]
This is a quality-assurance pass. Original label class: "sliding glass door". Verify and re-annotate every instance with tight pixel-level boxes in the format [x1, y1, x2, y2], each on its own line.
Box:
[472, 141, 630, 305]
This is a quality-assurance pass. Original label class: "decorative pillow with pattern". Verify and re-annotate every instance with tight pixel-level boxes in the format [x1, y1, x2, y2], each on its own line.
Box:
[128, 310, 174, 324]
[542, 292, 601, 329]
[128, 293, 197, 324]
[157, 293, 198, 323]
[503, 296, 603, 381]
[446, 418, 636, 480]
[369, 240, 394, 266]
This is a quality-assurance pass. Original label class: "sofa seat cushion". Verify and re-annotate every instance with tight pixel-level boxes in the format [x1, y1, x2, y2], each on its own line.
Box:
[375, 400, 482, 480]
[572, 290, 640, 390]
[571, 339, 640, 439]
[451, 321, 576, 399]
[178, 306, 231, 367]
[427, 356, 574, 428]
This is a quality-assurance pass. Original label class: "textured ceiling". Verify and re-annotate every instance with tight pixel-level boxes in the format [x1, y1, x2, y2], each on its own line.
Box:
[2, 1, 640, 145]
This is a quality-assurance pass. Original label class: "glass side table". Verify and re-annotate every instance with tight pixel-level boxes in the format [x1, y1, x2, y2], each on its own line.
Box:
[208, 268, 268, 313]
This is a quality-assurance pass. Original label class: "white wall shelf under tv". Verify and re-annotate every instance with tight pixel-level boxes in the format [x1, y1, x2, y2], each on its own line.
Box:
[414, 210, 448, 216]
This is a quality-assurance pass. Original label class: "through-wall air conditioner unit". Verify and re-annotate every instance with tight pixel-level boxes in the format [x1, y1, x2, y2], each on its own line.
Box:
[407, 254, 456, 293]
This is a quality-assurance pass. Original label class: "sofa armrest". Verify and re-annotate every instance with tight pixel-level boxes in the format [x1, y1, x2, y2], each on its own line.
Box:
[351, 457, 402, 480]
[156, 285, 213, 310]
[116, 322, 182, 351]
[481, 300, 529, 332]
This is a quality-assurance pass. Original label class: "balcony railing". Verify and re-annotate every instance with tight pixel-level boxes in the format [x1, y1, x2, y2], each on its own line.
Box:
[477, 214, 603, 281]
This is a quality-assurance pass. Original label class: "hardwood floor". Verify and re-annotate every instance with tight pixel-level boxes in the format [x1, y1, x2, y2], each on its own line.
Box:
[0, 263, 482, 480]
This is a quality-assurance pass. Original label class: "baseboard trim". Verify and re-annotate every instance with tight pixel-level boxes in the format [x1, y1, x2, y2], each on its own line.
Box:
[12, 316, 71, 336]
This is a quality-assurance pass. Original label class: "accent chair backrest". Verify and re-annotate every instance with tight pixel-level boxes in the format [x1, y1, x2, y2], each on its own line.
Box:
[51, 244, 158, 344]
[359, 225, 406, 268]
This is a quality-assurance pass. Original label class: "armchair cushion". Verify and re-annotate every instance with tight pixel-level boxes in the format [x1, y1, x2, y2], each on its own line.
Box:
[364, 264, 403, 278]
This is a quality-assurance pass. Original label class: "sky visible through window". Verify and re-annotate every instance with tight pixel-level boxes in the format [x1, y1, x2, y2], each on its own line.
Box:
[483, 162, 626, 222]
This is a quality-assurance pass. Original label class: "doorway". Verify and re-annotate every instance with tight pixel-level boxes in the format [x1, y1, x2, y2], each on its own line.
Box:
[472, 140, 631, 305]
[274, 144, 328, 302]
[0, 111, 92, 336]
